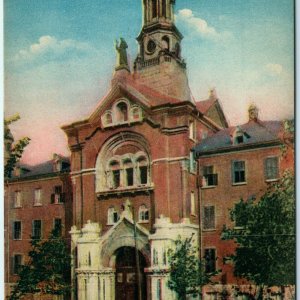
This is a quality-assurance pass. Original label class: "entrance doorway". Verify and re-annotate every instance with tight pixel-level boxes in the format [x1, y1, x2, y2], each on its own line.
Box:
[115, 247, 147, 300]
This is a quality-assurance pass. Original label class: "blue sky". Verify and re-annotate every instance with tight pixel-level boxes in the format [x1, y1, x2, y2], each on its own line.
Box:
[4, 0, 294, 164]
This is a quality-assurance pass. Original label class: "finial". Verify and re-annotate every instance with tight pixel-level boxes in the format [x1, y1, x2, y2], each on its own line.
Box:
[209, 87, 217, 99]
[248, 103, 259, 121]
[115, 38, 130, 72]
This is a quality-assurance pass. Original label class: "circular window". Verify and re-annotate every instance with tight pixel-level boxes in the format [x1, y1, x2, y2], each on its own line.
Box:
[147, 40, 156, 53]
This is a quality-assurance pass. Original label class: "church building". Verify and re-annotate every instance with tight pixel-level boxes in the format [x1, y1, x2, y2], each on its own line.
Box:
[62, 0, 227, 299]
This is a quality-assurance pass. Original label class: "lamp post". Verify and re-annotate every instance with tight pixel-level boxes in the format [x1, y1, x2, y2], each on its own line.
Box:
[131, 205, 143, 300]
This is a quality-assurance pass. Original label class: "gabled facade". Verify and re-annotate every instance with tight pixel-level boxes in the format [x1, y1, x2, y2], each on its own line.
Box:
[61, 1, 228, 299]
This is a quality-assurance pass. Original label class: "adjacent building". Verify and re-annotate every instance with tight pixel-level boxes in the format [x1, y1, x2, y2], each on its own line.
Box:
[4, 155, 72, 297]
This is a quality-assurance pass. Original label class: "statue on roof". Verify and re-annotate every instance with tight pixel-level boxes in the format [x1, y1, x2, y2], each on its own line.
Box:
[115, 38, 129, 71]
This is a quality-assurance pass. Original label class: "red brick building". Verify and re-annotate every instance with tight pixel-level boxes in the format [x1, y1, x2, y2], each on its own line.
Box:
[4, 155, 73, 297]
[194, 105, 294, 297]
[4, 0, 294, 299]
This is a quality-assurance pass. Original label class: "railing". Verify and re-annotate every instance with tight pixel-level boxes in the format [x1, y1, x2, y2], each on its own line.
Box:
[203, 174, 218, 186]
[137, 55, 172, 70]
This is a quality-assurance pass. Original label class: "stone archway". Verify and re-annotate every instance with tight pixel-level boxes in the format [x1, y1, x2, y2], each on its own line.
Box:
[114, 247, 147, 300]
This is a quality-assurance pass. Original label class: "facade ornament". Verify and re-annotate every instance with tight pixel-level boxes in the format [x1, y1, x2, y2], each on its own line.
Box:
[120, 198, 133, 220]
[115, 38, 130, 71]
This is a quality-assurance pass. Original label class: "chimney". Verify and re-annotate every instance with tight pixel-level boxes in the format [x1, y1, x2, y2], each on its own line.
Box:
[248, 103, 259, 121]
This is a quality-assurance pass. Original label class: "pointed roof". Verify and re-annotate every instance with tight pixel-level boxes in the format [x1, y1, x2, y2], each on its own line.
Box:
[195, 89, 228, 128]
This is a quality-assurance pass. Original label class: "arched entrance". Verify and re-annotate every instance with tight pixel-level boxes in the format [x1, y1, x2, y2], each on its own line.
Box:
[115, 247, 147, 300]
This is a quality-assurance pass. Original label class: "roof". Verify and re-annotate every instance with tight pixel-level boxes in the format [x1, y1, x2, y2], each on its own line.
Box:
[196, 98, 216, 114]
[195, 120, 283, 156]
[11, 157, 70, 180]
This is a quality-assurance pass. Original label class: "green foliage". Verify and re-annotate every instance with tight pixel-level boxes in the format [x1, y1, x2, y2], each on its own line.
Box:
[4, 115, 30, 178]
[10, 228, 71, 300]
[222, 171, 295, 286]
[168, 235, 217, 300]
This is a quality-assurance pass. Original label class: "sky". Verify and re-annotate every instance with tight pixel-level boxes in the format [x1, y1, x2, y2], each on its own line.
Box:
[4, 0, 295, 165]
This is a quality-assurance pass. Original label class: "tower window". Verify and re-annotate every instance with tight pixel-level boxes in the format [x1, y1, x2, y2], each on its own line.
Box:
[162, 36, 170, 51]
[140, 166, 148, 184]
[152, 0, 157, 18]
[162, 0, 166, 17]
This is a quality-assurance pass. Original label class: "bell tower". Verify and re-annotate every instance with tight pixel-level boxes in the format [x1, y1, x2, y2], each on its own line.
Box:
[134, 0, 191, 102]
[136, 0, 184, 63]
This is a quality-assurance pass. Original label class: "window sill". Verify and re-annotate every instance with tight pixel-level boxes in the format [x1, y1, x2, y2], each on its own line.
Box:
[13, 239, 22, 241]
[189, 137, 196, 143]
[202, 228, 216, 232]
[33, 204, 42, 207]
[201, 185, 217, 189]
[265, 178, 279, 183]
[51, 202, 64, 205]
[138, 220, 149, 224]
[232, 182, 247, 186]
[234, 226, 244, 230]
[97, 185, 154, 198]
[103, 119, 143, 129]
[13, 206, 22, 209]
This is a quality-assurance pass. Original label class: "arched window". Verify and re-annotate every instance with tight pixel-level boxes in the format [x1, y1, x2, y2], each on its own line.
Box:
[152, 0, 157, 18]
[139, 204, 149, 222]
[109, 161, 121, 188]
[102, 111, 113, 127]
[123, 159, 134, 187]
[108, 207, 119, 225]
[137, 156, 148, 185]
[175, 42, 181, 58]
[161, 36, 170, 51]
[116, 102, 128, 122]
[162, 0, 166, 18]
[130, 106, 142, 121]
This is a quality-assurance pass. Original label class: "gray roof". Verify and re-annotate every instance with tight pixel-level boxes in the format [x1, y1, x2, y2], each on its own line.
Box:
[12, 158, 70, 179]
[194, 120, 283, 156]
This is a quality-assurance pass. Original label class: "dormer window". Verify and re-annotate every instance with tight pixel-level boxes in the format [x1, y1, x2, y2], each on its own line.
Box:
[233, 127, 250, 144]
[236, 134, 244, 144]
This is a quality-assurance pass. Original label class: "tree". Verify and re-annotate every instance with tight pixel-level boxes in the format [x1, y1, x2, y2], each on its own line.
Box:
[10, 227, 71, 300]
[168, 235, 217, 300]
[4, 114, 30, 178]
[222, 171, 295, 295]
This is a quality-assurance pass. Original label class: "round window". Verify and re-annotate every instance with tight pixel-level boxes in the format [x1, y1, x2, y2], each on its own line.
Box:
[147, 40, 156, 53]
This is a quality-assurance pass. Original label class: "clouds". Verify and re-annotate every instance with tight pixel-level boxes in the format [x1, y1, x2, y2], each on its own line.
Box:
[265, 63, 283, 76]
[176, 9, 232, 41]
[14, 35, 92, 62]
